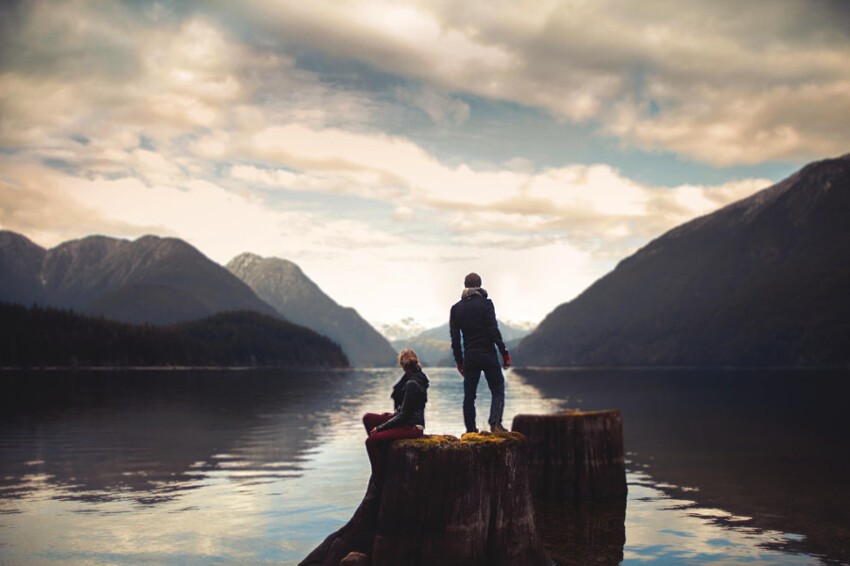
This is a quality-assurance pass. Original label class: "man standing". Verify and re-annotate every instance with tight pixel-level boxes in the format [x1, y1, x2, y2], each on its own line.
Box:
[450, 272, 512, 433]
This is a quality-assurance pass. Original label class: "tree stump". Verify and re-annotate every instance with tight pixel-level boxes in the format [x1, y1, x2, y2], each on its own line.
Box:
[300, 433, 550, 566]
[512, 410, 627, 500]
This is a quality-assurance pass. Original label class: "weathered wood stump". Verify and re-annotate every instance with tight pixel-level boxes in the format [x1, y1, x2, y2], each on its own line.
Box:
[512, 410, 627, 500]
[300, 432, 550, 566]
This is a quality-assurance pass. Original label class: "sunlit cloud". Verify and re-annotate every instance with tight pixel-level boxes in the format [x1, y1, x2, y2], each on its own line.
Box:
[0, 163, 159, 247]
[232, 0, 850, 165]
[223, 124, 772, 256]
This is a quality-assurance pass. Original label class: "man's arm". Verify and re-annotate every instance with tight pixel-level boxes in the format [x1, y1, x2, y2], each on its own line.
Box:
[486, 299, 508, 356]
[486, 299, 512, 368]
[449, 305, 463, 365]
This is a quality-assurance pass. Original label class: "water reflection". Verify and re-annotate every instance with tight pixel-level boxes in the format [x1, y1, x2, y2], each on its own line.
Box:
[515, 367, 850, 565]
[623, 470, 818, 565]
[0, 368, 563, 564]
[0, 369, 386, 564]
[0, 367, 844, 565]
[536, 497, 627, 566]
[0, 369, 371, 504]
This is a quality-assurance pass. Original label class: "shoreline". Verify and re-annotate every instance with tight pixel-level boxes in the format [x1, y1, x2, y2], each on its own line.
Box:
[0, 365, 355, 372]
[2, 364, 848, 372]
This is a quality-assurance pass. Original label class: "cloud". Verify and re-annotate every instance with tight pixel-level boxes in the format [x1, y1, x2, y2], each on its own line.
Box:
[221, 123, 772, 257]
[0, 154, 401, 262]
[0, 163, 163, 247]
[395, 87, 470, 125]
[59, 175, 402, 263]
[0, 1, 373, 153]
[232, 0, 850, 165]
[1, 5, 239, 144]
[7, 1, 845, 167]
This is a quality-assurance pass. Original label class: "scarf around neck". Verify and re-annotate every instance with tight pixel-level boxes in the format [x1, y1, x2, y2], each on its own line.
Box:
[461, 286, 488, 299]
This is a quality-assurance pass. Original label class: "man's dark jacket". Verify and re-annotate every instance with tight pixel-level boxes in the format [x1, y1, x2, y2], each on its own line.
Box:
[449, 288, 508, 365]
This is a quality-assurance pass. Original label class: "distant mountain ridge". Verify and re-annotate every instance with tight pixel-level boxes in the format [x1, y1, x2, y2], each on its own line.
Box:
[0, 232, 277, 325]
[415, 320, 533, 343]
[377, 317, 427, 342]
[516, 153, 850, 367]
[226, 253, 397, 367]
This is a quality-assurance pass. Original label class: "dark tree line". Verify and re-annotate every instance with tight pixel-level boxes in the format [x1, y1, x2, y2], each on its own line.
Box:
[0, 302, 349, 368]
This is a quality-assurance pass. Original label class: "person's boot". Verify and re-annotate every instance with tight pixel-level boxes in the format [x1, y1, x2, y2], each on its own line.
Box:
[490, 422, 507, 433]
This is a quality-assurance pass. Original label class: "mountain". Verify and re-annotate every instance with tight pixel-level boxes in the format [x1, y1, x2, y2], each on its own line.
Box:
[0, 232, 279, 325]
[516, 153, 850, 367]
[1, 302, 348, 368]
[226, 253, 397, 367]
[0, 231, 47, 306]
[394, 320, 535, 367]
[416, 320, 534, 343]
[377, 317, 427, 342]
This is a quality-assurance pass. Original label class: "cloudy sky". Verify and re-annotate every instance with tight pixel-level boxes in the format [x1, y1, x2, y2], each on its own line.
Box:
[2, 0, 848, 328]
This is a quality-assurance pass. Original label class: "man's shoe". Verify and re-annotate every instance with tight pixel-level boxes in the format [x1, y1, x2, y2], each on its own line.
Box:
[491, 423, 507, 433]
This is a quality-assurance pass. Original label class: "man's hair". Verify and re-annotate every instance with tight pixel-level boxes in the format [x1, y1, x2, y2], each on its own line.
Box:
[464, 272, 482, 288]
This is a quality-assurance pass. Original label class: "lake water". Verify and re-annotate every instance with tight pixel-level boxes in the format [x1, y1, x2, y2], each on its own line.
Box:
[0, 367, 848, 565]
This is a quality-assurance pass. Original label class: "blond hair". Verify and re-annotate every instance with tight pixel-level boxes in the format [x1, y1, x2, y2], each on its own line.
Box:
[397, 348, 421, 372]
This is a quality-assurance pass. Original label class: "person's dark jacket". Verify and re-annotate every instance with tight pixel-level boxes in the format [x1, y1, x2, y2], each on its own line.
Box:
[449, 287, 508, 365]
[376, 369, 429, 432]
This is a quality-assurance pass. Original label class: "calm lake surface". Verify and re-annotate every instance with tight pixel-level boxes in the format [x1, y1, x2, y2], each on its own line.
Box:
[1, 367, 848, 565]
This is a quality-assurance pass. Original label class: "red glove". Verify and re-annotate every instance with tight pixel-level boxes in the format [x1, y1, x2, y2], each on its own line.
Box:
[456, 363, 464, 376]
[502, 352, 512, 369]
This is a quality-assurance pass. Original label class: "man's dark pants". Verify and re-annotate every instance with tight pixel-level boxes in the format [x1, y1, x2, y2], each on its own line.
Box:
[462, 350, 505, 432]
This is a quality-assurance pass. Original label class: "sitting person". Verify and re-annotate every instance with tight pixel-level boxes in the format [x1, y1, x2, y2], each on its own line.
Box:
[362, 349, 429, 481]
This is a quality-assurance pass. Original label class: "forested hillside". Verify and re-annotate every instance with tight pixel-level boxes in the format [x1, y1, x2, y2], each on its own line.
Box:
[0, 303, 348, 368]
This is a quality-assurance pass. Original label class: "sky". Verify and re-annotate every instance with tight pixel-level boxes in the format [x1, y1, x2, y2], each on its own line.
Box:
[1, 0, 849, 328]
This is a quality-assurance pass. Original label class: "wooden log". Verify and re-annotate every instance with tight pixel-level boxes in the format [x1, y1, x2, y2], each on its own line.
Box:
[512, 410, 627, 500]
[301, 433, 550, 566]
